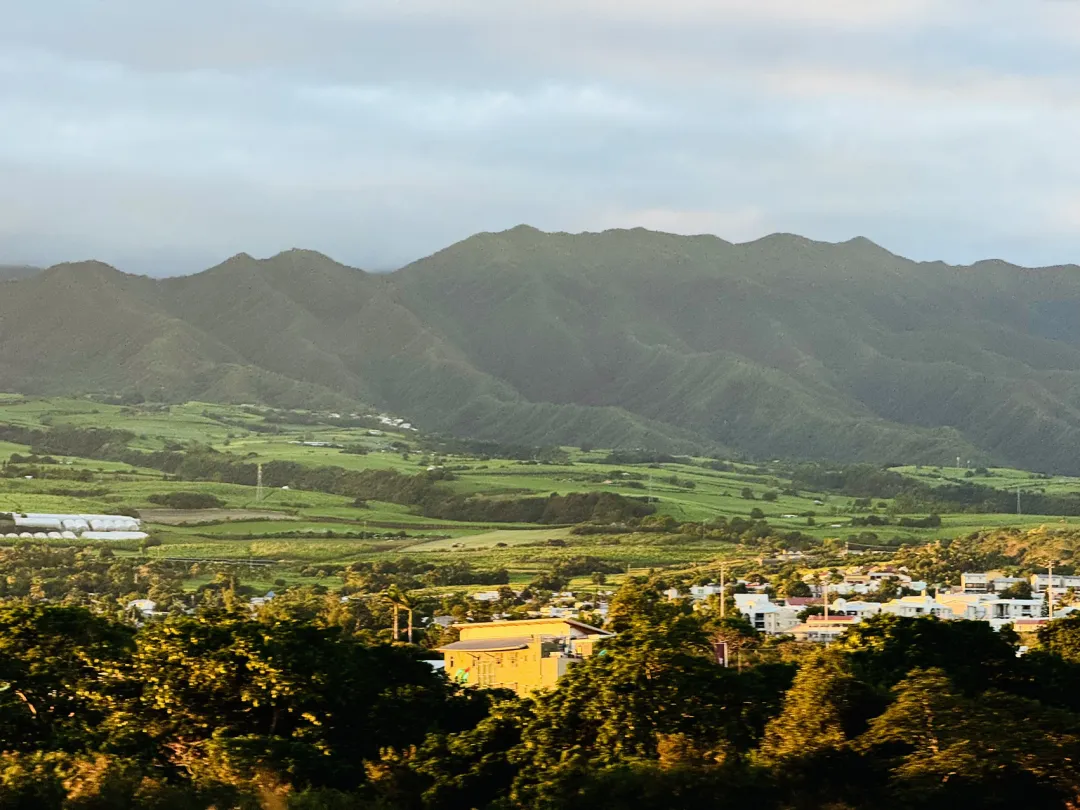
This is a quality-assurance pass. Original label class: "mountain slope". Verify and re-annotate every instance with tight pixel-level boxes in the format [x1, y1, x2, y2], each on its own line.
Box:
[392, 227, 1080, 470]
[5, 229, 1080, 470]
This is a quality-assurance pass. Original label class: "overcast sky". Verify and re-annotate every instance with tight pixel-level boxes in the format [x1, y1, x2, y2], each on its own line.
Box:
[4, 0, 1080, 275]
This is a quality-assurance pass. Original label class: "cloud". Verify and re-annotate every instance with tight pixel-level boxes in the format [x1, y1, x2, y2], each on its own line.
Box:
[2, 0, 1080, 272]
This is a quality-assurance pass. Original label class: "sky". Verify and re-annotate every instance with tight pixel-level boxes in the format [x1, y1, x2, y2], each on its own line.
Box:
[4, 0, 1080, 275]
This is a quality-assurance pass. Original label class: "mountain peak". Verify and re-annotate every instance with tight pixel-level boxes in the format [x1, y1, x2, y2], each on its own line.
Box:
[502, 224, 543, 236]
[841, 235, 898, 258]
[41, 260, 129, 280]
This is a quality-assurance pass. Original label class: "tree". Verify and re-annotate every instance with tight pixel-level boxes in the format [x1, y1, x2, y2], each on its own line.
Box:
[0, 604, 133, 752]
[778, 579, 811, 599]
[833, 613, 1021, 693]
[111, 614, 472, 791]
[513, 615, 758, 799]
[998, 580, 1033, 600]
[1036, 614, 1080, 663]
[370, 699, 530, 810]
[873, 577, 902, 602]
[705, 616, 758, 669]
[384, 585, 417, 644]
[856, 668, 1080, 808]
[605, 580, 686, 633]
[757, 651, 877, 765]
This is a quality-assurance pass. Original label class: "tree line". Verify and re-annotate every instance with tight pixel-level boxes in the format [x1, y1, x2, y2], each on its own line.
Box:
[790, 461, 1080, 516]
[0, 424, 654, 525]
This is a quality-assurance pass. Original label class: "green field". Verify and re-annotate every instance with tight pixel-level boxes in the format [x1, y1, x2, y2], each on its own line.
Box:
[2, 396, 1080, 587]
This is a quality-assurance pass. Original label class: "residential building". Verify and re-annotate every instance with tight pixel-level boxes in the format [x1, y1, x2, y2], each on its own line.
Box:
[1012, 618, 1050, 639]
[960, 571, 1027, 594]
[937, 593, 994, 621]
[689, 583, 724, 600]
[790, 615, 860, 643]
[984, 598, 1044, 630]
[829, 598, 882, 620]
[438, 618, 611, 696]
[880, 595, 954, 619]
[960, 572, 992, 593]
[833, 574, 877, 596]
[868, 569, 903, 584]
[734, 594, 800, 635]
[1031, 573, 1080, 594]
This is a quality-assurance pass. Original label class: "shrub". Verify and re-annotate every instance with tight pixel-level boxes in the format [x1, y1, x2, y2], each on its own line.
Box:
[147, 492, 226, 510]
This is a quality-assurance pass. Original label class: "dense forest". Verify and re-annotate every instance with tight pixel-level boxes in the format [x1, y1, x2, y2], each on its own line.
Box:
[2, 576, 1080, 808]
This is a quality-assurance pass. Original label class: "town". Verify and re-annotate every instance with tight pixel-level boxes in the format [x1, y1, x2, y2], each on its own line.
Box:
[409, 561, 1077, 695]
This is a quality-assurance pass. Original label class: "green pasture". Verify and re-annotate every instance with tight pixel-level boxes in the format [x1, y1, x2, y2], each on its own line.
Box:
[7, 396, 1080, 586]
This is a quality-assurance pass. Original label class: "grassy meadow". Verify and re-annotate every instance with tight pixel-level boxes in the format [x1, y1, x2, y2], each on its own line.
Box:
[2, 395, 1080, 590]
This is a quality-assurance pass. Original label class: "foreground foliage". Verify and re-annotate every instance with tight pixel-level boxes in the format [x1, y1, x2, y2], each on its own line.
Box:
[2, 586, 1080, 808]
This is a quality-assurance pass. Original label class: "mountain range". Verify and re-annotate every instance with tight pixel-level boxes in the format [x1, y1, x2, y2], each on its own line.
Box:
[0, 265, 40, 282]
[3, 226, 1080, 471]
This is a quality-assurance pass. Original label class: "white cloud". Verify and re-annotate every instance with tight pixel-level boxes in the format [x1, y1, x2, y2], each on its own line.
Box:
[3, 0, 1080, 272]
[333, 0, 947, 28]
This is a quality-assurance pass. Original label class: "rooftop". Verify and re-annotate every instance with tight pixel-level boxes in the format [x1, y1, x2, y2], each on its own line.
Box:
[438, 637, 532, 653]
[452, 617, 610, 635]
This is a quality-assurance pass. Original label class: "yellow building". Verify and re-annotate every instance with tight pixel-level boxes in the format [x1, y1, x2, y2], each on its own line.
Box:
[438, 617, 611, 695]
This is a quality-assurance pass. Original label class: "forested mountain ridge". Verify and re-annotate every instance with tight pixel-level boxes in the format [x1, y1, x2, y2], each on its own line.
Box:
[4, 227, 1080, 471]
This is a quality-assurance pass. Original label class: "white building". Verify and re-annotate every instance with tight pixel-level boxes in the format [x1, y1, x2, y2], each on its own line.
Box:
[126, 599, 159, 618]
[937, 592, 995, 621]
[830, 598, 882, 620]
[689, 583, 725, 600]
[734, 594, 800, 635]
[880, 594, 954, 620]
[790, 615, 861, 643]
[984, 598, 1044, 630]
[1031, 573, 1080, 594]
[960, 572, 1027, 594]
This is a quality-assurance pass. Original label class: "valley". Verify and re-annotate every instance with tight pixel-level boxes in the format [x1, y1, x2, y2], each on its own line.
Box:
[3, 395, 1080, 596]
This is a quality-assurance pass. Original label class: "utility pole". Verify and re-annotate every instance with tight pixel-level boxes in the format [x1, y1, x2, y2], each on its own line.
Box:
[1048, 562, 1056, 620]
[256, 463, 263, 503]
[823, 576, 829, 620]
[719, 564, 726, 619]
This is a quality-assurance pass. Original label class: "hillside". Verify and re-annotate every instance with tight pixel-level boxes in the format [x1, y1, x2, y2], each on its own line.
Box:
[4, 228, 1080, 470]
